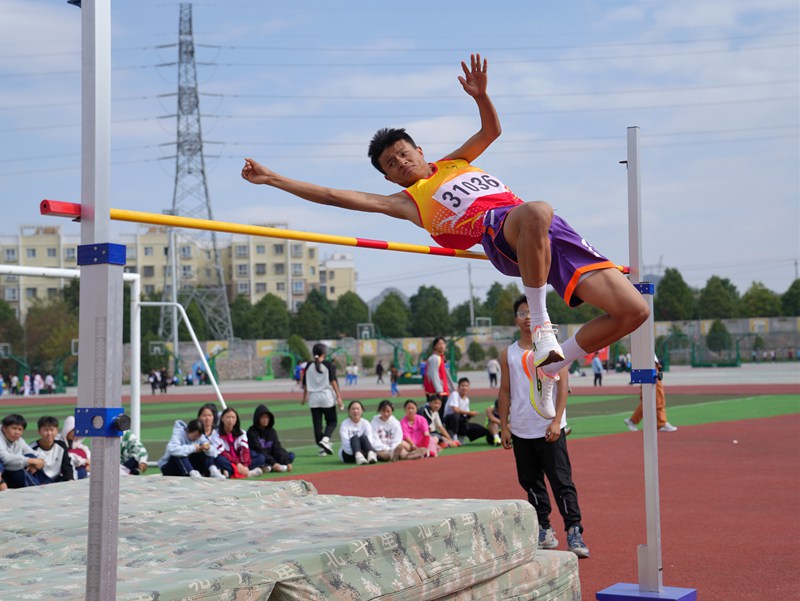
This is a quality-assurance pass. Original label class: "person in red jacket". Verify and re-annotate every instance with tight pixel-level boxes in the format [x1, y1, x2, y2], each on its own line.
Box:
[216, 407, 263, 478]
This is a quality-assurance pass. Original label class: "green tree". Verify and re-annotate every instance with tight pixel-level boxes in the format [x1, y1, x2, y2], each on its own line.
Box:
[467, 340, 485, 363]
[449, 297, 486, 333]
[24, 298, 78, 371]
[490, 283, 521, 326]
[410, 285, 451, 336]
[697, 276, 739, 319]
[0, 298, 24, 349]
[292, 301, 324, 340]
[740, 282, 781, 317]
[654, 268, 696, 320]
[229, 294, 255, 339]
[781, 279, 800, 316]
[706, 319, 732, 352]
[179, 299, 209, 342]
[286, 334, 311, 362]
[304, 288, 334, 337]
[332, 291, 369, 338]
[373, 292, 411, 338]
[252, 293, 291, 339]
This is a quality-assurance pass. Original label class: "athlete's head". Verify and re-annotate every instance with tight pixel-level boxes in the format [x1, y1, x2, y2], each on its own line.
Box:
[368, 127, 430, 187]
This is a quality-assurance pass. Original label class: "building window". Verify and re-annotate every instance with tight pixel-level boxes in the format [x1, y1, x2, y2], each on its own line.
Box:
[144, 246, 153, 256]
[144, 285, 155, 296]
[64, 248, 76, 261]
[308, 248, 315, 259]
[5, 287, 18, 301]
[256, 244, 266, 255]
[180, 245, 192, 259]
[237, 282, 250, 295]
[26, 248, 36, 259]
[292, 263, 303, 276]
[276, 282, 285, 291]
[273, 244, 284, 255]
[310, 266, 316, 276]
[255, 263, 266, 275]
[4, 248, 17, 262]
[181, 265, 193, 279]
[237, 264, 249, 277]
[47, 288, 58, 298]
[291, 244, 303, 258]
[143, 266, 155, 278]
[328, 271, 335, 280]
[5, 275, 17, 282]
[292, 280, 304, 295]
[255, 283, 266, 294]
[330, 286, 335, 294]
[47, 248, 57, 258]
[274, 264, 285, 275]
[235, 245, 248, 258]
[125, 245, 135, 260]
[25, 287, 37, 299]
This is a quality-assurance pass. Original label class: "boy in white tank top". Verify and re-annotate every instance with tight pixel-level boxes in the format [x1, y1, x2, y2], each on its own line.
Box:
[498, 295, 590, 559]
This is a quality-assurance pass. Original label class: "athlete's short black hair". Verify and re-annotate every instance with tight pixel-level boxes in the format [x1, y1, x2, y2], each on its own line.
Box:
[513, 294, 528, 315]
[38, 416, 59, 430]
[2, 413, 27, 429]
[368, 127, 417, 174]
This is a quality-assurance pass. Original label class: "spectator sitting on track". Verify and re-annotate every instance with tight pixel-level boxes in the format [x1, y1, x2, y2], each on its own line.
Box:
[444, 378, 490, 444]
[158, 418, 218, 478]
[59, 415, 91, 479]
[216, 407, 264, 479]
[400, 400, 437, 459]
[369, 400, 410, 461]
[0, 413, 45, 488]
[195, 403, 226, 479]
[247, 404, 295, 473]
[485, 399, 503, 446]
[31, 416, 73, 484]
[119, 429, 149, 476]
[419, 396, 459, 450]
[339, 401, 378, 465]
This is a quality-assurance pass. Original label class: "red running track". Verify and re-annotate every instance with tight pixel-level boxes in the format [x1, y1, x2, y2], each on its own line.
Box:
[283, 414, 800, 600]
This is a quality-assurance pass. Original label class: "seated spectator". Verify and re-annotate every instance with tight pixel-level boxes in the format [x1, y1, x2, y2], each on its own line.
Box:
[485, 399, 503, 446]
[31, 416, 73, 484]
[339, 401, 377, 465]
[158, 418, 220, 478]
[60, 415, 91, 479]
[0, 414, 45, 488]
[369, 400, 409, 461]
[420, 397, 460, 449]
[444, 377, 489, 444]
[216, 407, 263, 478]
[120, 429, 149, 475]
[399, 400, 436, 459]
[247, 404, 295, 473]
[196, 403, 226, 478]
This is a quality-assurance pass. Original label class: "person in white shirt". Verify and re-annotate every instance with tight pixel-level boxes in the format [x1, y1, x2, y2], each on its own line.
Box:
[302, 343, 344, 456]
[339, 401, 377, 465]
[498, 295, 589, 559]
[369, 400, 410, 461]
[443, 377, 489, 443]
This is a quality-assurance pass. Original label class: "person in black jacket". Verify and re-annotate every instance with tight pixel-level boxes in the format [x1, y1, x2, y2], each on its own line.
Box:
[247, 404, 295, 473]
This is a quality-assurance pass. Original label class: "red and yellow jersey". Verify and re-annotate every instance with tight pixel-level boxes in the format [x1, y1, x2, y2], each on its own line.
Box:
[404, 159, 523, 249]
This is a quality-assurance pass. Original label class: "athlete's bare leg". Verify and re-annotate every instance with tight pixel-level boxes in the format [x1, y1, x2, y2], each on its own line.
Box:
[501, 201, 552, 288]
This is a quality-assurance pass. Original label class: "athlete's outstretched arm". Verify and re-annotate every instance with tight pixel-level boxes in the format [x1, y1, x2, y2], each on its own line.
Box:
[241, 158, 420, 225]
[441, 53, 502, 164]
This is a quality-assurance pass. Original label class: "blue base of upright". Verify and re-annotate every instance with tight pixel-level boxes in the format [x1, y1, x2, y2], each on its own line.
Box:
[596, 583, 697, 600]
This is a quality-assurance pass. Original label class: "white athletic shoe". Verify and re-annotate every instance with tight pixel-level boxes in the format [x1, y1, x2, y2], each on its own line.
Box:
[354, 452, 368, 465]
[532, 322, 564, 367]
[188, 470, 202, 479]
[274, 464, 288, 472]
[659, 423, 678, 433]
[367, 451, 378, 464]
[522, 350, 557, 419]
[319, 436, 333, 455]
[208, 465, 227, 479]
[624, 418, 639, 432]
[248, 467, 263, 478]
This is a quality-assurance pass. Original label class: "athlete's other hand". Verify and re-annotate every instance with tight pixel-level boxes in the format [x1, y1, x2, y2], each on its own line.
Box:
[458, 53, 488, 98]
[501, 429, 512, 450]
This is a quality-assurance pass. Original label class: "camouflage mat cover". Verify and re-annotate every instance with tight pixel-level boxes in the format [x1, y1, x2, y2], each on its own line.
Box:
[0, 477, 579, 600]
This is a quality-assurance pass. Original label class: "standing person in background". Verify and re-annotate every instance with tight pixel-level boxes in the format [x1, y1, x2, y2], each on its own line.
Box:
[375, 360, 385, 384]
[591, 353, 603, 387]
[389, 363, 400, 398]
[302, 343, 344, 456]
[624, 357, 678, 433]
[487, 357, 501, 387]
[424, 337, 455, 414]
[499, 295, 589, 558]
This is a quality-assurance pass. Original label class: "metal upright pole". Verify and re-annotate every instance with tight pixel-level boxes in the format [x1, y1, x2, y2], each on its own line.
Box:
[626, 127, 663, 593]
[74, 1, 125, 599]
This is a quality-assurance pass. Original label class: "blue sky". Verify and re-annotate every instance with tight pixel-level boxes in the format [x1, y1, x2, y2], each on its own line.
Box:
[1, 0, 798, 308]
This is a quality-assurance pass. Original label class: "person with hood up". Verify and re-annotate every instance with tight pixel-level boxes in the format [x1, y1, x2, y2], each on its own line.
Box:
[60, 415, 91, 479]
[247, 404, 295, 473]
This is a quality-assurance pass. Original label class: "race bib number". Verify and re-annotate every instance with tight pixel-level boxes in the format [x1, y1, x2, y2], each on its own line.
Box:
[433, 172, 506, 215]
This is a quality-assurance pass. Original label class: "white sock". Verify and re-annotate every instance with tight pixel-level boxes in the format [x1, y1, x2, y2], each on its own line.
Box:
[542, 336, 588, 377]
[523, 284, 550, 327]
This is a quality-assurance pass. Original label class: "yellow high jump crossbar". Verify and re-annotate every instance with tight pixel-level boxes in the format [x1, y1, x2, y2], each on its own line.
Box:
[40, 199, 629, 273]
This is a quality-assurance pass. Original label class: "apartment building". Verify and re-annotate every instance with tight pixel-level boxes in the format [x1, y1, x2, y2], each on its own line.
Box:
[1, 224, 357, 319]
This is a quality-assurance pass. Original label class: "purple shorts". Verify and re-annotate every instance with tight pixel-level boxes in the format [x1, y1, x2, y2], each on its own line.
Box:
[481, 205, 615, 307]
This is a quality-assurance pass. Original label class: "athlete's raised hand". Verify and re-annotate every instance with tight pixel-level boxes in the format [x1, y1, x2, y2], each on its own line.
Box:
[241, 158, 275, 186]
[458, 53, 488, 98]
